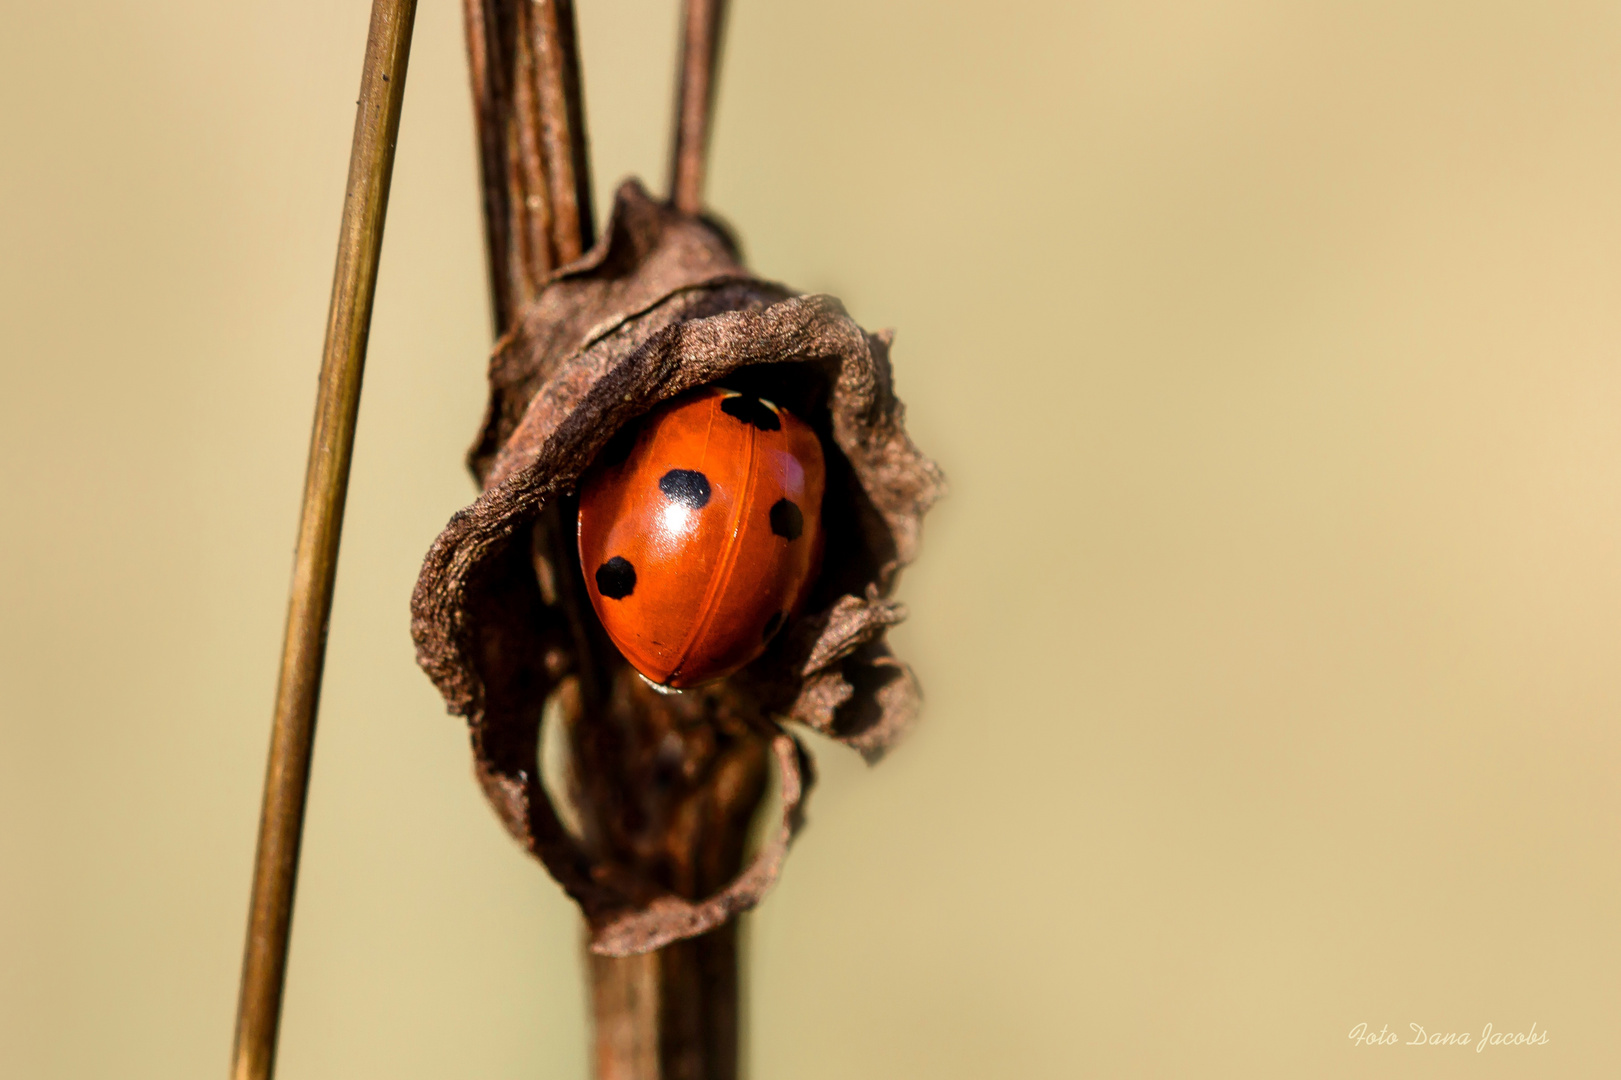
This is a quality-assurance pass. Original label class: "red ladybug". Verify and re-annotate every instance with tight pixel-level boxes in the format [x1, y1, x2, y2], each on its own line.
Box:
[577, 385, 826, 689]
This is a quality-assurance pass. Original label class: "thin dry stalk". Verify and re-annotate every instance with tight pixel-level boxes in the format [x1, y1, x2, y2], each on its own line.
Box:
[668, 0, 729, 214]
[231, 2, 418, 1078]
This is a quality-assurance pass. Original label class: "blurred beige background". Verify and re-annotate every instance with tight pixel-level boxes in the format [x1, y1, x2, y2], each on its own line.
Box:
[3, 0, 1618, 1077]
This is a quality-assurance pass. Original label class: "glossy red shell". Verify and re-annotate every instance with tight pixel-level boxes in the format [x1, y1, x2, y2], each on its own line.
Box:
[577, 386, 826, 688]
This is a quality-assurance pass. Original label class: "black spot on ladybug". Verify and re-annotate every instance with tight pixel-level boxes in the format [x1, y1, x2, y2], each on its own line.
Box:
[762, 611, 784, 641]
[659, 469, 712, 508]
[599, 421, 640, 467]
[595, 556, 636, 599]
[769, 498, 803, 540]
[720, 393, 781, 431]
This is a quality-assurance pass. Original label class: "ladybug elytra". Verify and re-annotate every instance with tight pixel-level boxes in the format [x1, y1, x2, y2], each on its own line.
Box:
[577, 386, 826, 688]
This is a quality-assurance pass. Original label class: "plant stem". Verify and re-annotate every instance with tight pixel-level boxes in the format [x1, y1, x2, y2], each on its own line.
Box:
[461, 0, 602, 709]
[459, 4, 752, 1076]
[590, 927, 741, 1080]
[589, 5, 750, 1073]
[230, 2, 418, 1078]
[668, 0, 729, 214]
[462, 0, 593, 333]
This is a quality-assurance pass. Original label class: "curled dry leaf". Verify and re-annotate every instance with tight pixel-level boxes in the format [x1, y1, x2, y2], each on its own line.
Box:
[411, 179, 942, 954]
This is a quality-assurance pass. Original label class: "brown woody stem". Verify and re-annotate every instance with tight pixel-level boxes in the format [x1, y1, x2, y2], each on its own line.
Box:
[463, 0, 606, 710]
[590, 927, 742, 1080]
[668, 0, 729, 215]
[462, 0, 593, 333]
[588, 5, 756, 1070]
[460, 3, 749, 1077]
[230, 2, 418, 1078]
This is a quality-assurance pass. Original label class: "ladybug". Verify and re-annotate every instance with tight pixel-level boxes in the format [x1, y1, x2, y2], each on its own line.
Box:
[577, 385, 826, 689]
